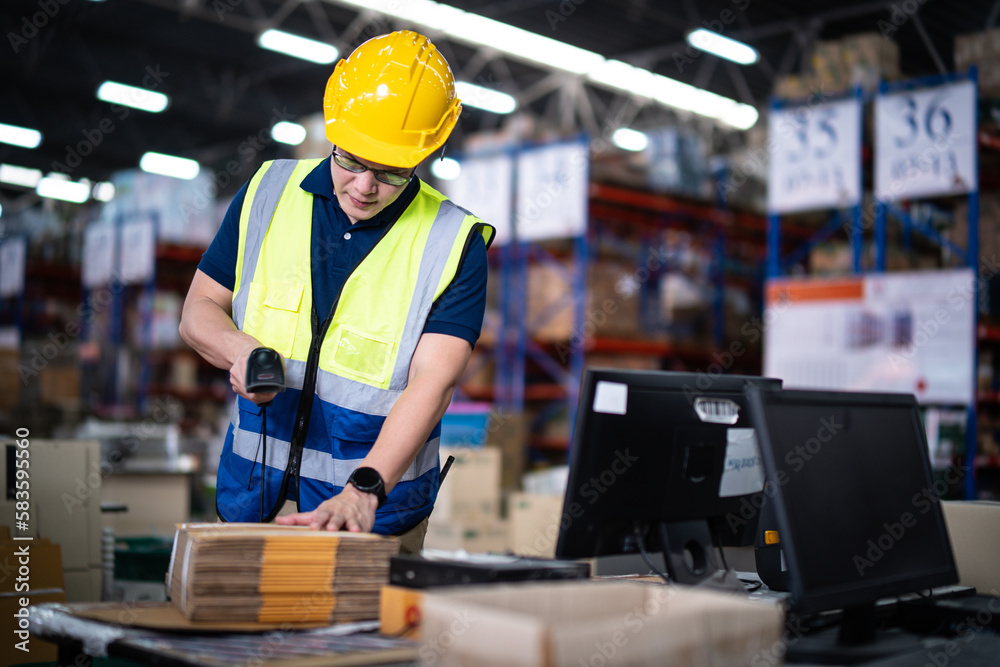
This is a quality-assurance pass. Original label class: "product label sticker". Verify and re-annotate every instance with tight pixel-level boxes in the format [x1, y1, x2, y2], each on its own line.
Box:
[592, 381, 628, 415]
[719, 427, 765, 497]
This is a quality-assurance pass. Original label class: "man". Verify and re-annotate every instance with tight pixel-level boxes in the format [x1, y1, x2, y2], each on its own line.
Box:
[179, 30, 494, 553]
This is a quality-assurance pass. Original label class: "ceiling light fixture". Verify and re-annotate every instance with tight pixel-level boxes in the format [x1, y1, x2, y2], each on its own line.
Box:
[258, 29, 339, 64]
[97, 81, 170, 113]
[612, 128, 649, 152]
[686, 29, 759, 66]
[37, 174, 91, 203]
[93, 181, 116, 202]
[0, 164, 43, 188]
[0, 122, 42, 149]
[330, 0, 758, 130]
[139, 152, 200, 180]
[430, 157, 462, 181]
[455, 82, 517, 115]
[271, 121, 308, 145]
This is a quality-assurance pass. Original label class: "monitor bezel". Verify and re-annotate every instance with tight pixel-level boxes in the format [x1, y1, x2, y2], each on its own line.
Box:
[555, 367, 781, 561]
[747, 386, 959, 615]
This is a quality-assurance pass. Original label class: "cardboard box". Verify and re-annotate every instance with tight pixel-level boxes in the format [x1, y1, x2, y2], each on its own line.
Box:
[526, 257, 643, 343]
[0, 528, 66, 667]
[424, 519, 509, 554]
[956, 28, 1000, 97]
[507, 492, 565, 558]
[380, 585, 426, 639]
[0, 349, 20, 410]
[0, 590, 66, 666]
[435, 447, 502, 523]
[419, 580, 785, 667]
[486, 411, 528, 492]
[941, 501, 1000, 594]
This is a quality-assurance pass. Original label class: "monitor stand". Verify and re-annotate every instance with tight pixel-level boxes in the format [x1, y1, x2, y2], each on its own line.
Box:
[787, 603, 926, 665]
[657, 520, 743, 592]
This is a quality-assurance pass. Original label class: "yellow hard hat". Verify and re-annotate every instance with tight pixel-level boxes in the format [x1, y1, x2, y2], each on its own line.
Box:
[323, 30, 462, 169]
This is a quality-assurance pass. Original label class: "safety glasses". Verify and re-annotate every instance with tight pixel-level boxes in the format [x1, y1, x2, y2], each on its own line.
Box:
[331, 149, 412, 186]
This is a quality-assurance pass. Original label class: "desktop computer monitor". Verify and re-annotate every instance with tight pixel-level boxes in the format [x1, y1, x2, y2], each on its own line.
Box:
[554, 368, 781, 586]
[746, 386, 958, 663]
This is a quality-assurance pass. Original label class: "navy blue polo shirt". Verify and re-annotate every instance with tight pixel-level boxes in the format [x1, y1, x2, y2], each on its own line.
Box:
[198, 157, 488, 347]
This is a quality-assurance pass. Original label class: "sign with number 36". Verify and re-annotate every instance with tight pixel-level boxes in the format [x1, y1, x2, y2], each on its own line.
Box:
[875, 80, 976, 202]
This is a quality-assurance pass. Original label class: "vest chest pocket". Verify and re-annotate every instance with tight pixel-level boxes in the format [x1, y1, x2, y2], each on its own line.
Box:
[329, 326, 395, 385]
[244, 282, 304, 358]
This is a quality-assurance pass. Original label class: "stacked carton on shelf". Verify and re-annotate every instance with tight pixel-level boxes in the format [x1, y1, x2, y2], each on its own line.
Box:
[425, 446, 507, 553]
[775, 32, 900, 98]
[956, 28, 1000, 98]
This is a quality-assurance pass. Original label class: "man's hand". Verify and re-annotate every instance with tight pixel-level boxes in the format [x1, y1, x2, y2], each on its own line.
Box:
[230, 344, 280, 405]
[275, 484, 378, 532]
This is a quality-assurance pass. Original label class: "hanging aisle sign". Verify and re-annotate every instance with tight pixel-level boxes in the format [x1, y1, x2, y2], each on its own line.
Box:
[874, 79, 977, 201]
[515, 139, 589, 241]
[0, 236, 26, 298]
[767, 96, 862, 214]
[444, 152, 514, 246]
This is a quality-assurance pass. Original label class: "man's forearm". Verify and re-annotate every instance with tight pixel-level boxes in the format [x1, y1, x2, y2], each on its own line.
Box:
[179, 294, 257, 370]
[361, 371, 457, 492]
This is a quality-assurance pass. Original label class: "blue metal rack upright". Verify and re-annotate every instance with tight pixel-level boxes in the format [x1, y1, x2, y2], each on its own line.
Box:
[766, 70, 982, 500]
[491, 136, 590, 454]
[873, 69, 980, 501]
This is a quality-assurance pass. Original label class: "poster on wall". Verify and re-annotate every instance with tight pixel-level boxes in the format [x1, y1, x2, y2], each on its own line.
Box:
[515, 140, 589, 241]
[767, 97, 862, 214]
[444, 152, 514, 246]
[763, 269, 975, 405]
[874, 79, 977, 201]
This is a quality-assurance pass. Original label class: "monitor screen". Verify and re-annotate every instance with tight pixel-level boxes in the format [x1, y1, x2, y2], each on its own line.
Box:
[555, 368, 781, 570]
[747, 387, 958, 616]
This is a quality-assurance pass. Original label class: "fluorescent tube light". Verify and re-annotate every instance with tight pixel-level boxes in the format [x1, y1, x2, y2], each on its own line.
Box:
[430, 157, 461, 181]
[686, 29, 759, 66]
[97, 81, 169, 113]
[0, 122, 42, 149]
[612, 128, 648, 152]
[0, 164, 43, 188]
[37, 175, 91, 203]
[329, 0, 759, 129]
[271, 121, 307, 146]
[93, 181, 116, 202]
[258, 29, 338, 64]
[139, 152, 200, 180]
[455, 82, 517, 115]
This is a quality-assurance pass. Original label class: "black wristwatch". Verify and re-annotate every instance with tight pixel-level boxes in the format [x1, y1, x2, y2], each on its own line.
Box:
[347, 467, 387, 508]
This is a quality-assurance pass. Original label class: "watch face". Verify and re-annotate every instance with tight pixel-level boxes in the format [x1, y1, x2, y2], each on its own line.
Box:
[352, 467, 381, 489]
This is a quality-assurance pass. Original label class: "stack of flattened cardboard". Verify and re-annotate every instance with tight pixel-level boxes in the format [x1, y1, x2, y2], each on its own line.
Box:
[167, 523, 399, 624]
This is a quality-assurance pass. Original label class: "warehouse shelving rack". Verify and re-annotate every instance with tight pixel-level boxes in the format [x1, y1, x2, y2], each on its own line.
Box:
[766, 69, 984, 500]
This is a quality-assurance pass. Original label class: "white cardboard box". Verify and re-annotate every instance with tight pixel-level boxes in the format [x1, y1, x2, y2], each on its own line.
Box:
[507, 492, 564, 558]
[419, 580, 785, 667]
[941, 500, 1000, 594]
[435, 447, 502, 523]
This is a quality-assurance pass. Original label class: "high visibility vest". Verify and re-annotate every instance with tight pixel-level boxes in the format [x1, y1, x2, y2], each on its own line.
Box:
[215, 158, 494, 533]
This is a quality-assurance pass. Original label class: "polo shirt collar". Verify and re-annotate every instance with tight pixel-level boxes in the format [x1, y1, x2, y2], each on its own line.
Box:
[299, 155, 420, 227]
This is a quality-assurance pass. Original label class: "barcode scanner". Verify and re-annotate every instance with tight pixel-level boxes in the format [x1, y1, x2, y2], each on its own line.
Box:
[245, 347, 286, 406]
[244, 346, 286, 522]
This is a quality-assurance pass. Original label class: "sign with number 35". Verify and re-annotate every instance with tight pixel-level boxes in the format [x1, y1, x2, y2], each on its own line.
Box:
[767, 98, 862, 214]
